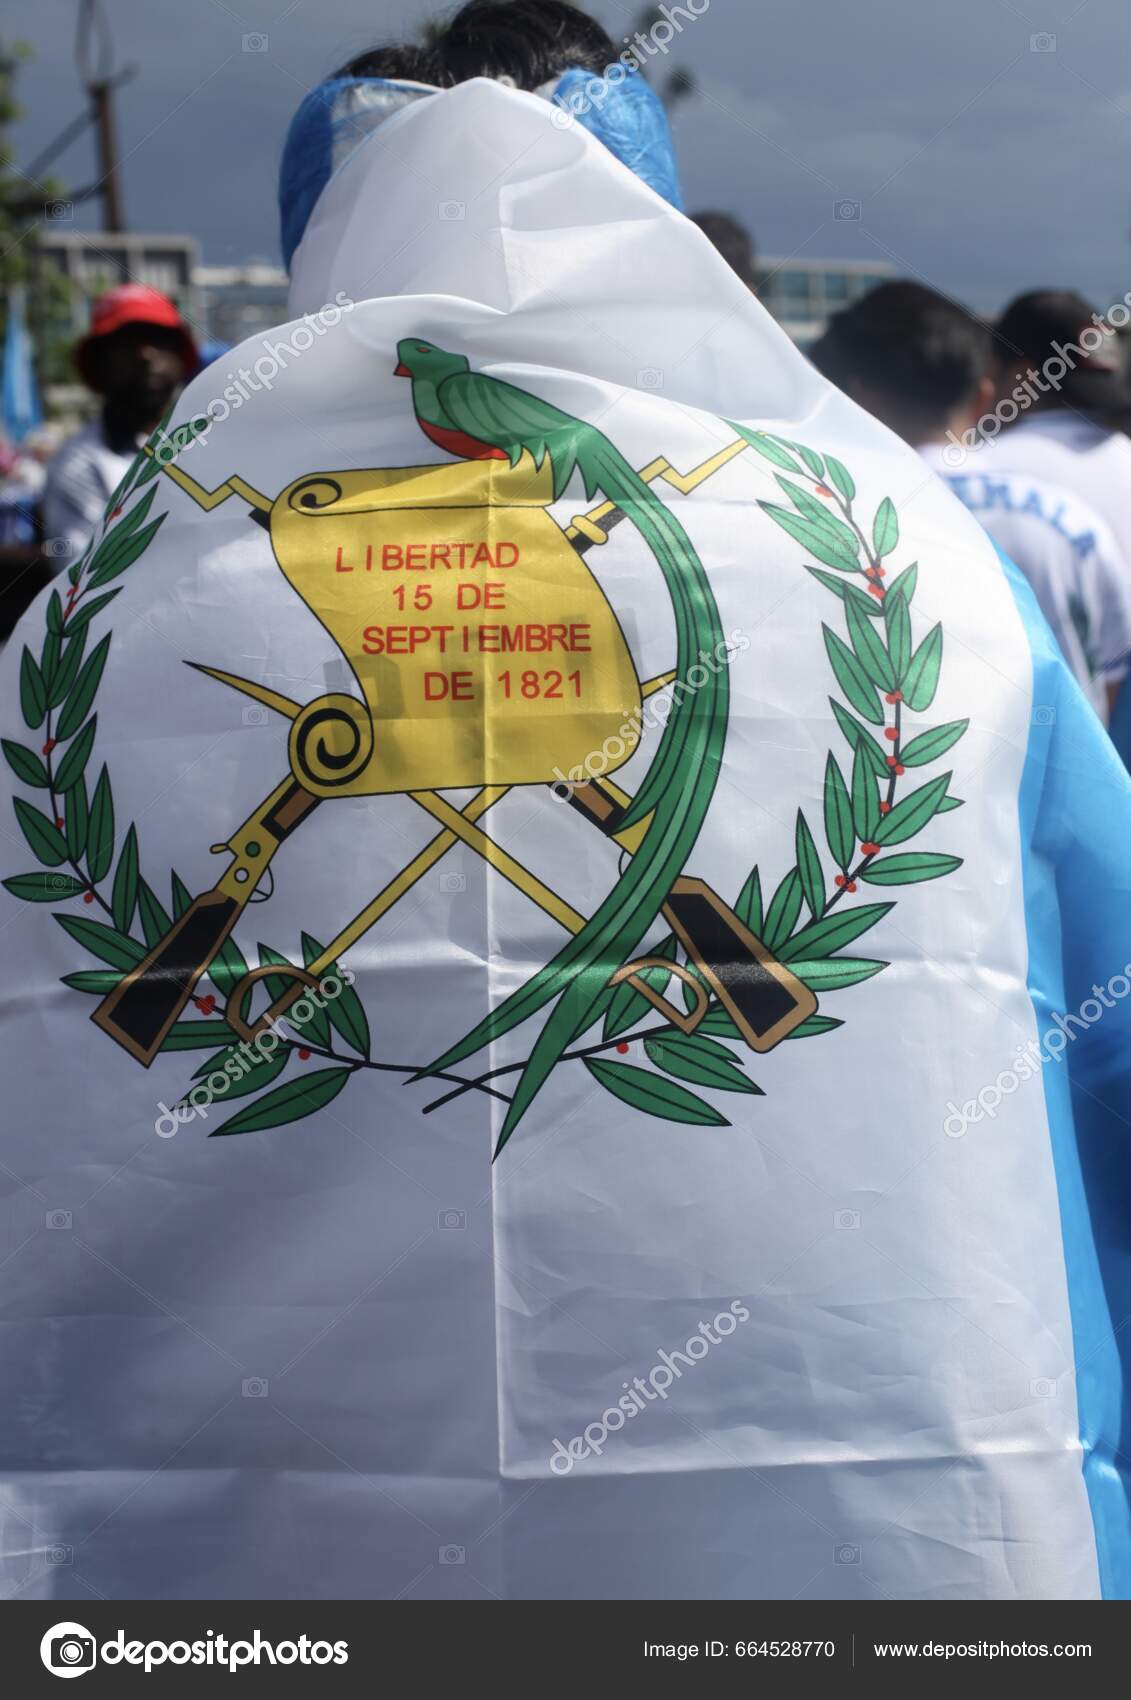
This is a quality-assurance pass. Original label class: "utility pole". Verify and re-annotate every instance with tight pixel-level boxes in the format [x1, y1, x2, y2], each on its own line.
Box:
[89, 73, 124, 231]
[76, 0, 132, 234]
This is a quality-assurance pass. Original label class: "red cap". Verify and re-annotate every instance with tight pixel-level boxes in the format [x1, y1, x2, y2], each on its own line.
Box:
[75, 285, 200, 387]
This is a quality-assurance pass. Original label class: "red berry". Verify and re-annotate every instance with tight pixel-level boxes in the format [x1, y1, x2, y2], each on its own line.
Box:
[847, 881, 857, 893]
[885, 690, 902, 703]
[55, 817, 64, 829]
[298, 1047, 311, 1060]
[615, 1041, 629, 1054]
[868, 584, 885, 599]
[83, 891, 94, 904]
[815, 483, 833, 497]
[861, 842, 879, 855]
[879, 802, 892, 814]
[884, 728, 898, 741]
[194, 994, 216, 1015]
[886, 756, 898, 768]
[895, 763, 905, 775]
[110, 506, 122, 520]
[42, 739, 56, 754]
[835, 874, 846, 887]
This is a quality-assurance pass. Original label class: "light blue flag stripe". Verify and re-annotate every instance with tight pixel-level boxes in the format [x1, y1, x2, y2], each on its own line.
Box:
[1001, 541, 1131, 1598]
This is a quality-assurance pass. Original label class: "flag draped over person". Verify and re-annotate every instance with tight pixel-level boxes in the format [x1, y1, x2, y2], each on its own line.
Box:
[3, 74, 1131, 1602]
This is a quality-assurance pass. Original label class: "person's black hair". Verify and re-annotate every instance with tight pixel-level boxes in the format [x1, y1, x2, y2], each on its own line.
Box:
[424, 0, 616, 89]
[810, 281, 991, 418]
[331, 41, 430, 82]
[690, 211, 756, 289]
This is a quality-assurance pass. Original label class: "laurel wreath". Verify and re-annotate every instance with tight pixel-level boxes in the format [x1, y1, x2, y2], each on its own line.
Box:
[3, 422, 965, 1141]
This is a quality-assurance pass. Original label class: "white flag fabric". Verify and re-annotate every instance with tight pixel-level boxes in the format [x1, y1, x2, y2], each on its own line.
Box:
[4, 78, 1131, 1601]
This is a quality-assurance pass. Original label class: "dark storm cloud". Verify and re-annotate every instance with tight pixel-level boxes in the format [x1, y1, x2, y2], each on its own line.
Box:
[7, 0, 1131, 313]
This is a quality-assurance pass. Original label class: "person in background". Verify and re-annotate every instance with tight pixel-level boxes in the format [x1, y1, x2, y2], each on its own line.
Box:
[43, 284, 198, 570]
[811, 280, 1131, 721]
[689, 210, 757, 290]
[977, 289, 1131, 561]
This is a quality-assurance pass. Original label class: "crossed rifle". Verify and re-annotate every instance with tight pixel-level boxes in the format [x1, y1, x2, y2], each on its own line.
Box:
[93, 435, 815, 1067]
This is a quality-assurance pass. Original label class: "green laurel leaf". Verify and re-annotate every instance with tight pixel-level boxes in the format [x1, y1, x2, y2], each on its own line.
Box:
[775, 476, 860, 555]
[899, 719, 969, 768]
[137, 878, 172, 947]
[901, 622, 943, 712]
[851, 744, 881, 843]
[778, 901, 894, 964]
[53, 715, 97, 794]
[823, 625, 884, 723]
[19, 646, 47, 729]
[872, 496, 899, 558]
[859, 852, 963, 885]
[759, 501, 860, 573]
[830, 699, 889, 776]
[171, 869, 192, 918]
[873, 771, 952, 846]
[61, 968, 123, 992]
[86, 765, 115, 883]
[3, 871, 86, 902]
[160, 1020, 241, 1050]
[763, 866, 803, 951]
[13, 797, 69, 866]
[65, 588, 122, 633]
[845, 595, 897, 691]
[806, 566, 886, 620]
[56, 634, 110, 742]
[734, 865, 763, 934]
[582, 1056, 729, 1126]
[301, 931, 371, 1057]
[823, 752, 856, 875]
[824, 455, 856, 503]
[180, 1042, 290, 1107]
[65, 774, 88, 862]
[89, 512, 165, 589]
[791, 956, 888, 990]
[55, 912, 145, 971]
[111, 823, 139, 934]
[210, 1065, 353, 1137]
[884, 584, 912, 678]
[2, 740, 50, 788]
[795, 810, 824, 919]
[785, 1013, 845, 1039]
[644, 1031, 762, 1094]
[46, 625, 87, 709]
[728, 423, 804, 474]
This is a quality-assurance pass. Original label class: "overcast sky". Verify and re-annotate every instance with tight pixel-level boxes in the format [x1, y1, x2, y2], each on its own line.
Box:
[7, 0, 1131, 315]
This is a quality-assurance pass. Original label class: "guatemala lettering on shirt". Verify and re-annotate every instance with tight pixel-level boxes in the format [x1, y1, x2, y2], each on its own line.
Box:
[945, 474, 1098, 562]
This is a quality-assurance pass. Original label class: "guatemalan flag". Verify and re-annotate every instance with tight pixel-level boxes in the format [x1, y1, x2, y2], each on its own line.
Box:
[2, 76, 1131, 1602]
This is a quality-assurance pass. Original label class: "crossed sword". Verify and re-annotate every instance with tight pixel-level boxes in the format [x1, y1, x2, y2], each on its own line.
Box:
[92, 436, 815, 1067]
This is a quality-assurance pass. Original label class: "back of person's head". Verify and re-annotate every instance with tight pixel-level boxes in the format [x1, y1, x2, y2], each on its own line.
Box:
[994, 288, 1131, 433]
[690, 211, 756, 290]
[424, 0, 616, 87]
[810, 280, 991, 444]
[332, 41, 430, 82]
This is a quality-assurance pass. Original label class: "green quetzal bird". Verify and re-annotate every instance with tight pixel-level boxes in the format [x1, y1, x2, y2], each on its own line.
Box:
[394, 336, 729, 1149]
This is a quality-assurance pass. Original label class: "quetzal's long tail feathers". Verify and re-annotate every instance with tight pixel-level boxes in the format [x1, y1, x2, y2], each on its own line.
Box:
[423, 445, 728, 1151]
